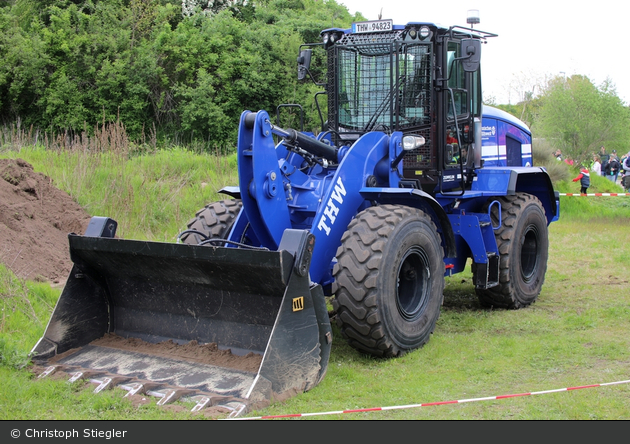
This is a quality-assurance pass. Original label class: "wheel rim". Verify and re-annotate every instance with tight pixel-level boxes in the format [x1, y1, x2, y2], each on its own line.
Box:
[521, 224, 539, 282]
[396, 246, 431, 321]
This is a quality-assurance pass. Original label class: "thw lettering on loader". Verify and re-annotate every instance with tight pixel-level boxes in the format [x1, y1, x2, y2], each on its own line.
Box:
[317, 177, 347, 236]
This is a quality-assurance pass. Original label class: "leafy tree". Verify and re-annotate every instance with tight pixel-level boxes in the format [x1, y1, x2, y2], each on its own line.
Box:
[0, 0, 363, 147]
[0, 8, 50, 125]
[37, 2, 143, 132]
[493, 100, 540, 131]
[533, 75, 630, 165]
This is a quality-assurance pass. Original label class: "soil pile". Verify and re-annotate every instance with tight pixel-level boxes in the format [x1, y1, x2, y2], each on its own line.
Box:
[0, 158, 92, 284]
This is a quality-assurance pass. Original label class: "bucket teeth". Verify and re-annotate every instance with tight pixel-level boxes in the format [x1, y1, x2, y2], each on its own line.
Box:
[224, 402, 248, 418]
[93, 377, 113, 393]
[121, 382, 145, 397]
[33, 364, 254, 417]
[93, 376, 130, 393]
[155, 389, 195, 406]
[191, 396, 211, 412]
[37, 366, 57, 379]
[68, 371, 89, 383]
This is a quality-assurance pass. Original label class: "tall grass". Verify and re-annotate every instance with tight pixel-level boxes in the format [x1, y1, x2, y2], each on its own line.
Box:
[0, 265, 58, 368]
[0, 118, 143, 154]
[1, 146, 239, 241]
[1, 119, 239, 240]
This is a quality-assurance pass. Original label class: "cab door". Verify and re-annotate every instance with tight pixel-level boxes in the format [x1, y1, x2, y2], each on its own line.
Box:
[441, 39, 481, 192]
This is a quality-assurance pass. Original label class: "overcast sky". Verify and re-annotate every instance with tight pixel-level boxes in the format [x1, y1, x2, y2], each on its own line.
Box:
[338, 0, 630, 106]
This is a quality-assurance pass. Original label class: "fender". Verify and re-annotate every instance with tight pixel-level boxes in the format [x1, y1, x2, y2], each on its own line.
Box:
[308, 132, 391, 284]
[359, 187, 457, 259]
[473, 167, 558, 224]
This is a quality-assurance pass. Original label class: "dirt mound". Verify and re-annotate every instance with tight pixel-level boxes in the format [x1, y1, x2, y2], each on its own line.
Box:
[0, 158, 92, 284]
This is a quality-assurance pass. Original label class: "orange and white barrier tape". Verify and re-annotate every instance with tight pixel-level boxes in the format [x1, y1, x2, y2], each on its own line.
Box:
[227, 378, 630, 420]
[559, 193, 630, 196]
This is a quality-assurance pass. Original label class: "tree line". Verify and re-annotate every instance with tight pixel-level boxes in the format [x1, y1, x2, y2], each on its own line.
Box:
[0, 0, 358, 148]
[493, 75, 630, 166]
[2, 1, 629, 160]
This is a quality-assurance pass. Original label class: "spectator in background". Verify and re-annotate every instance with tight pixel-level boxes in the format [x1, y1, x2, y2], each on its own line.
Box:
[611, 150, 620, 182]
[604, 153, 621, 183]
[621, 152, 630, 191]
[610, 149, 619, 161]
[554, 149, 562, 161]
[599, 146, 610, 176]
[591, 155, 602, 176]
[564, 157, 574, 166]
[572, 165, 590, 195]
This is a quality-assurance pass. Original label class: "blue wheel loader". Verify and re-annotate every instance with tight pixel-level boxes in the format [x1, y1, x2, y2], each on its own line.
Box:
[31, 20, 559, 417]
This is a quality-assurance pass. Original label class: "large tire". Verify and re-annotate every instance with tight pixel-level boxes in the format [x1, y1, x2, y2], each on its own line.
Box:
[332, 205, 445, 358]
[179, 199, 242, 245]
[474, 193, 549, 309]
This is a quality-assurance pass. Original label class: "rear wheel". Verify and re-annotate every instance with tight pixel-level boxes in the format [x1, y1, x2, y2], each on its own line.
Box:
[474, 193, 549, 309]
[332, 205, 444, 357]
[179, 199, 242, 245]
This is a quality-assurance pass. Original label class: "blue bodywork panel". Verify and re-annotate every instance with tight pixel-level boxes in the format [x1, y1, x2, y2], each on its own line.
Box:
[228, 109, 559, 293]
[481, 105, 533, 167]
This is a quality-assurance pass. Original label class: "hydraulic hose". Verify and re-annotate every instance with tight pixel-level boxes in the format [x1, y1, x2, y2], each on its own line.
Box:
[271, 124, 338, 163]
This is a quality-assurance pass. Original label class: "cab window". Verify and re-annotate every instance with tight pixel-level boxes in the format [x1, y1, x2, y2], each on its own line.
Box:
[446, 41, 468, 119]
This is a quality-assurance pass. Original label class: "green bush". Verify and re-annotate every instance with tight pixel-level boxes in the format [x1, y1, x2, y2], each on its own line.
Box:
[533, 138, 571, 183]
[0, 0, 359, 150]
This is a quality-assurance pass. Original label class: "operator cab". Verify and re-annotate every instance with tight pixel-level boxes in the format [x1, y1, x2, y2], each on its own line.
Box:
[296, 20, 496, 195]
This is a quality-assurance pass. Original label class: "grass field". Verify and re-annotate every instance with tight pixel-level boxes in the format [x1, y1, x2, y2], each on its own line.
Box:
[1, 148, 629, 420]
[249, 218, 630, 420]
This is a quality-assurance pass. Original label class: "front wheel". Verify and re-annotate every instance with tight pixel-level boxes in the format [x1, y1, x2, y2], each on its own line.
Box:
[474, 193, 549, 309]
[332, 205, 444, 358]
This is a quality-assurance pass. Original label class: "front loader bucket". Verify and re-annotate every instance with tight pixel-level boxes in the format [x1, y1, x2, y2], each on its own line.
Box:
[31, 218, 332, 417]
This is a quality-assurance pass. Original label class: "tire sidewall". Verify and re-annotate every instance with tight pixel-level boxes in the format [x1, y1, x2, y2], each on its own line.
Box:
[508, 199, 548, 304]
[377, 213, 444, 350]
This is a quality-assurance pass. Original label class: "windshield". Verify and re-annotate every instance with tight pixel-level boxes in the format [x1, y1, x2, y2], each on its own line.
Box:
[336, 42, 432, 132]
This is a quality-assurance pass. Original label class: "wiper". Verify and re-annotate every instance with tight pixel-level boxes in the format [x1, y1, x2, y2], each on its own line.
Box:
[362, 75, 406, 133]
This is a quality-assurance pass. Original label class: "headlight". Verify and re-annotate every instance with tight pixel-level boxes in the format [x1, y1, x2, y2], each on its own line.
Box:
[402, 135, 426, 151]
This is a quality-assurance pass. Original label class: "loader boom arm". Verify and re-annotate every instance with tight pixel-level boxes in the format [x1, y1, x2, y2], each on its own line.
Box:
[235, 110, 405, 285]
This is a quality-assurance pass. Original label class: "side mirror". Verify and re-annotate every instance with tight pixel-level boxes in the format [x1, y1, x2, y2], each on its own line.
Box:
[297, 49, 312, 81]
[460, 39, 481, 72]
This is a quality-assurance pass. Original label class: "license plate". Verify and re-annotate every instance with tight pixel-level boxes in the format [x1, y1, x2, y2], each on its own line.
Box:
[352, 20, 394, 34]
